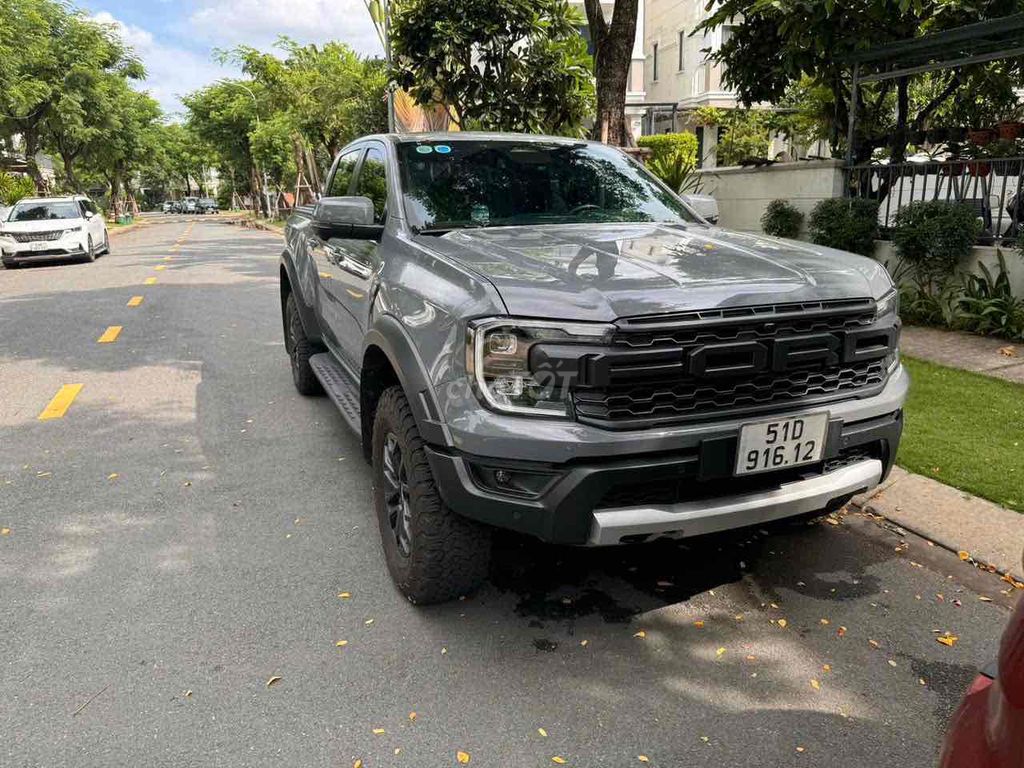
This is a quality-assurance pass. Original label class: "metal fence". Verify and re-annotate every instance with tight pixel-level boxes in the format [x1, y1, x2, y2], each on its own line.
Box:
[846, 157, 1024, 245]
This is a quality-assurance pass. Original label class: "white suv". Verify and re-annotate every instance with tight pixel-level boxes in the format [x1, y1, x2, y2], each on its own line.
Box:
[0, 195, 109, 268]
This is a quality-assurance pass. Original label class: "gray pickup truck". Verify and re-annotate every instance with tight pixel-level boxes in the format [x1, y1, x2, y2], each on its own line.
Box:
[280, 132, 906, 604]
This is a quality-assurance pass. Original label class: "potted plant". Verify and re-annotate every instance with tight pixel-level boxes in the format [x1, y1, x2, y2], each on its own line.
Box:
[997, 107, 1024, 140]
[968, 127, 997, 146]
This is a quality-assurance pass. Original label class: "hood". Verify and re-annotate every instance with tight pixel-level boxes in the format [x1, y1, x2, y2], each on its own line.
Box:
[417, 223, 892, 322]
[1, 218, 83, 233]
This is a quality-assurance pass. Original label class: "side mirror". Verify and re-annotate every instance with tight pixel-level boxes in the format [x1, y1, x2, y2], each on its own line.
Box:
[84, 211, 95, 220]
[313, 196, 382, 241]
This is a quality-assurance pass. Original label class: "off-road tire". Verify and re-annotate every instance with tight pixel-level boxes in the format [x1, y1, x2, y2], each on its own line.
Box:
[372, 386, 491, 604]
[285, 293, 322, 396]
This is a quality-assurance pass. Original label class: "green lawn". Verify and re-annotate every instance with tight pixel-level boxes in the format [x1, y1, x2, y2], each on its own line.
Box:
[899, 356, 1024, 511]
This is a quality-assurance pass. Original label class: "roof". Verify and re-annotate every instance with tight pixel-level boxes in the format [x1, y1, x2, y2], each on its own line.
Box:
[11, 196, 86, 204]
[378, 131, 595, 145]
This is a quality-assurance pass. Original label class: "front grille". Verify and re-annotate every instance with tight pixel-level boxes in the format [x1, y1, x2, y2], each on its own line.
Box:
[10, 230, 64, 243]
[570, 299, 894, 428]
[575, 358, 888, 423]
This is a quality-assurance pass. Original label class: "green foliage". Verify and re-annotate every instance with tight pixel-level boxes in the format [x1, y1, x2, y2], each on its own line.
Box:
[389, 0, 595, 135]
[959, 251, 1024, 340]
[637, 133, 697, 165]
[761, 200, 804, 238]
[892, 200, 981, 282]
[697, 1, 1024, 160]
[0, 172, 36, 204]
[808, 198, 879, 256]
[691, 107, 773, 165]
[646, 151, 701, 195]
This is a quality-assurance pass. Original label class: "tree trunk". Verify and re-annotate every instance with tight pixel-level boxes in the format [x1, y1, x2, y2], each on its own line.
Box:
[61, 151, 82, 193]
[584, 0, 639, 147]
[22, 129, 46, 192]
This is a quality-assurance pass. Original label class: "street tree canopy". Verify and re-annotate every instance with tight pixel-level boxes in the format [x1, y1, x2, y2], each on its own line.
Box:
[698, 0, 1024, 161]
[389, 0, 595, 136]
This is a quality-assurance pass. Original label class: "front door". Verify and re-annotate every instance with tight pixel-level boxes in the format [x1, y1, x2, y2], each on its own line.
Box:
[312, 148, 363, 358]
[320, 143, 388, 363]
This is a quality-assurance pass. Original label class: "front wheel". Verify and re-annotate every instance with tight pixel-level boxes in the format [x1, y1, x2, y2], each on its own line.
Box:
[83, 235, 95, 262]
[372, 386, 491, 604]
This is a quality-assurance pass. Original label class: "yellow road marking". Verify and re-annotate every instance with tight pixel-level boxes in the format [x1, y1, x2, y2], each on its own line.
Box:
[127, 296, 144, 307]
[39, 384, 83, 420]
[154, 265, 167, 271]
[144, 277, 157, 285]
[163, 255, 173, 261]
[97, 326, 123, 344]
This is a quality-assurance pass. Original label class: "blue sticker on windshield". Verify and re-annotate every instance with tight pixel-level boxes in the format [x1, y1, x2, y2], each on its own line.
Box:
[416, 145, 433, 154]
[434, 144, 452, 154]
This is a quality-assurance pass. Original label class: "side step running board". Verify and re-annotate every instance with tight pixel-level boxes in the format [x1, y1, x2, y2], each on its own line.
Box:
[309, 353, 361, 435]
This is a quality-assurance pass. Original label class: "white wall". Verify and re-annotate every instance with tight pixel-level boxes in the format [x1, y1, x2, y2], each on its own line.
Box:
[696, 160, 846, 234]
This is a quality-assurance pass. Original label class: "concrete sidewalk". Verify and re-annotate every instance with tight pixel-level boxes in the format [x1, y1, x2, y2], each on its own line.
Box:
[851, 468, 1024, 584]
[901, 325, 1023, 383]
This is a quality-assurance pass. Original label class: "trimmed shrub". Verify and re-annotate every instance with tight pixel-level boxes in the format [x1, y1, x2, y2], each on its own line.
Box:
[637, 132, 698, 167]
[892, 200, 981, 282]
[808, 198, 879, 256]
[761, 200, 804, 238]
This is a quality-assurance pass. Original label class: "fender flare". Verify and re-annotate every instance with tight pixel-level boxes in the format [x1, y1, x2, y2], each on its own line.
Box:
[279, 251, 323, 347]
[362, 314, 452, 452]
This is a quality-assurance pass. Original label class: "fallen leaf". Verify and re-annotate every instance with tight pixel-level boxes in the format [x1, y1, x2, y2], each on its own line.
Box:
[457, 751, 471, 764]
[868, 639, 880, 649]
[694, 620, 705, 629]
[364, 619, 374, 626]
[888, 659, 898, 668]
[107, 473, 119, 481]
[810, 679, 820, 691]
[746, 655, 757, 661]
[338, 592, 352, 599]
[551, 758, 566, 765]
[638, 757, 650, 763]
[266, 676, 281, 687]
[354, 761, 363, 768]
[633, 630, 646, 639]
[999, 345, 1017, 357]
[777, 618, 788, 629]
[823, 664, 832, 673]
[184, 689, 192, 697]
[819, 618, 830, 625]
[336, 640, 348, 647]
[919, 678, 927, 686]
[715, 647, 726, 657]
[409, 711, 417, 721]
[372, 728, 385, 735]
[837, 626, 847, 637]
[796, 746, 806, 753]
[979, 596, 993, 602]
[700, 736, 709, 743]
[1, 528, 9, 536]
[958, 551, 970, 561]
[937, 634, 959, 647]
[538, 728, 548, 737]
[441, 647, 448, 655]
[579, 640, 589, 647]
[395, 748, 401, 755]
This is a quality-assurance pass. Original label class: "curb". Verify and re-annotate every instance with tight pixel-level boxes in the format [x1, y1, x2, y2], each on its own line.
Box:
[221, 216, 284, 238]
[851, 467, 1024, 587]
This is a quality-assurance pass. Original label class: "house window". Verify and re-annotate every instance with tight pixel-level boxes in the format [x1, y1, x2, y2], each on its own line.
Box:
[678, 30, 685, 71]
[652, 42, 658, 81]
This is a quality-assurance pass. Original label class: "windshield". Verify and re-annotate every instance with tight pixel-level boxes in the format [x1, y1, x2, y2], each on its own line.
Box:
[8, 201, 81, 222]
[397, 140, 698, 233]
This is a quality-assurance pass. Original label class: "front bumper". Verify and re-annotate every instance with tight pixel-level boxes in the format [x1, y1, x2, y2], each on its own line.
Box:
[1, 240, 87, 262]
[426, 373, 905, 545]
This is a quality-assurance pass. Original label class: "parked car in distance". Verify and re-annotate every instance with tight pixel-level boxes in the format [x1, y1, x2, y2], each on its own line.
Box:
[0, 195, 109, 268]
[280, 132, 907, 604]
[197, 197, 219, 214]
[162, 201, 174, 213]
[182, 197, 199, 214]
[941, 552, 1024, 768]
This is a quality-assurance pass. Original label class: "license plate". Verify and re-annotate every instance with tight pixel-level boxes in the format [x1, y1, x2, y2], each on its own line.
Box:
[735, 413, 829, 476]
[30, 240, 48, 251]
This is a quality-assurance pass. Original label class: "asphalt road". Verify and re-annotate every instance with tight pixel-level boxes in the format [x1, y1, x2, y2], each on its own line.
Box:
[0, 217, 1017, 768]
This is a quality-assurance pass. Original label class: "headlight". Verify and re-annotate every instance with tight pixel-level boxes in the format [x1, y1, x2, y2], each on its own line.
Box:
[875, 289, 899, 321]
[467, 319, 614, 416]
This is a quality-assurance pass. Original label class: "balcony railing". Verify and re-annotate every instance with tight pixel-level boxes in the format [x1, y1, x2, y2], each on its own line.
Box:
[846, 157, 1024, 245]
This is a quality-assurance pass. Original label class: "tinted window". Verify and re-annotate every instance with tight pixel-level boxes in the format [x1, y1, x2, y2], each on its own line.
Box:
[397, 140, 697, 233]
[328, 150, 361, 198]
[9, 201, 82, 221]
[355, 147, 388, 224]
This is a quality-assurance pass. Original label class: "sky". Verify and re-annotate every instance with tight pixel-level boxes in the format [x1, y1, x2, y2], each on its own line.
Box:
[86, 0, 385, 119]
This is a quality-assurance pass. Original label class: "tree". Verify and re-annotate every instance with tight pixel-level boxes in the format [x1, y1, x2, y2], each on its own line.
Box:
[698, 0, 1024, 162]
[582, 0, 639, 146]
[389, 0, 595, 136]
